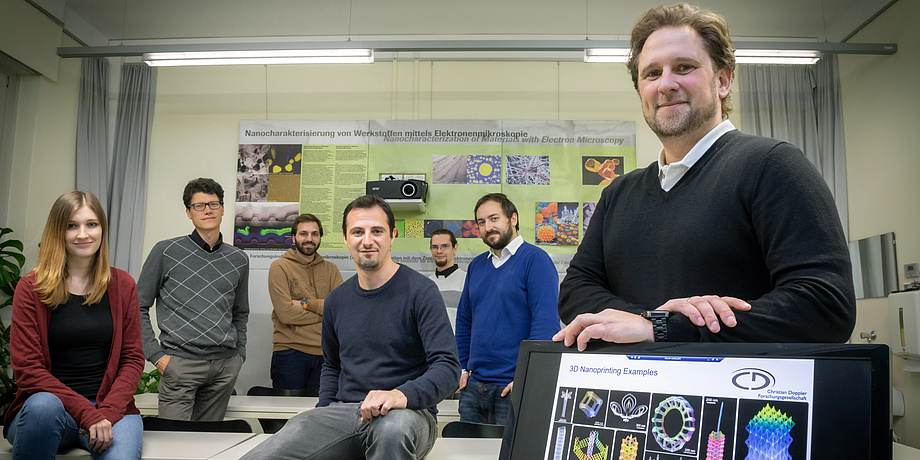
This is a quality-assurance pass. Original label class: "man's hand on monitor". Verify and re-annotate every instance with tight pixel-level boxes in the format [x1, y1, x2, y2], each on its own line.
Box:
[657, 295, 751, 333]
[552, 309, 655, 351]
[360, 389, 408, 422]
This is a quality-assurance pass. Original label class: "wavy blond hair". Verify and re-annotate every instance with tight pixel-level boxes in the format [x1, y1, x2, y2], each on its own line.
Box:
[33, 191, 110, 307]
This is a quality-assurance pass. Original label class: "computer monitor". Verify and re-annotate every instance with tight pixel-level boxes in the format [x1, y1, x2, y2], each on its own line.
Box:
[501, 341, 891, 460]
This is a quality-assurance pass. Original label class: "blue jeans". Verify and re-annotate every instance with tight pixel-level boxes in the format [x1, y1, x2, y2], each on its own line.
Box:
[239, 401, 437, 460]
[6, 392, 142, 460]
[458, 378, 511, 425]
[270, 349, 323, 391]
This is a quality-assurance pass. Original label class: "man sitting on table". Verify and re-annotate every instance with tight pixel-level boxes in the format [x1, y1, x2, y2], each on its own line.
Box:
[241, 194, 460, 460]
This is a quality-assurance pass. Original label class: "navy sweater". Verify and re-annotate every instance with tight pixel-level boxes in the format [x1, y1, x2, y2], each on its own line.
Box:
[319, 265, 460, 415]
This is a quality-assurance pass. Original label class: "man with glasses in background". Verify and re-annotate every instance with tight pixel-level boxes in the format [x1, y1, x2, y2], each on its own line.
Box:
[138, 177, 250, 421]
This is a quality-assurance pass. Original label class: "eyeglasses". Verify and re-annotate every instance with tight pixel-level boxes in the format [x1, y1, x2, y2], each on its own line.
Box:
[189, 201, 223, 211]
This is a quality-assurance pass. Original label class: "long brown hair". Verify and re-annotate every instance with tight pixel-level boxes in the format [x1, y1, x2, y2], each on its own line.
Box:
[33, 191, 111, 307]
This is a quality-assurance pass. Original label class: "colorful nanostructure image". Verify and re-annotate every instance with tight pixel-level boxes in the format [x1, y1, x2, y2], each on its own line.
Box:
[506, 155, 550, 185]
[267, 144, 303, 174]
[707, 401, 727, 460]
[553, 426, 566, 460]
[467, 155, 501, 184]
[619, 435, 639, 460]
[744, 404, 795, 460]
[535, 202, 579, 245]
[707, 432, 725, 460]
[579, 391, 603, 419]
[582, 156, 624, 186]
[572, 430, 608, 460]
[460, 220, 481, 238]
[610, 393, 648, 423]
[235, 202, 300, 227]
[422, 220, 463, 238]
[651, 396, 696, 452]
[234, 226, 291, 249]
[404, 219, 424, 238]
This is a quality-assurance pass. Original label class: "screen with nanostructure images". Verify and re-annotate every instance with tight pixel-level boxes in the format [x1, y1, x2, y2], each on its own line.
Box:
[543, 354, 813, 460]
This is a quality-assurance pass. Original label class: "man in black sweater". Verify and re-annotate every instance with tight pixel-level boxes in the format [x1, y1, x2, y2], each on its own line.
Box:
[554, 3, 855, 349]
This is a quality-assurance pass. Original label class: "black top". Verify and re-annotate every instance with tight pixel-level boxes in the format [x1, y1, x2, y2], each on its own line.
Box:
[434, 264, 460, 278]
[49, 292, 113, 400]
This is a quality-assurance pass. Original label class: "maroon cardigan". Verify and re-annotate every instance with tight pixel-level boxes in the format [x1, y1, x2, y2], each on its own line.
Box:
[4, 268, 144, 433]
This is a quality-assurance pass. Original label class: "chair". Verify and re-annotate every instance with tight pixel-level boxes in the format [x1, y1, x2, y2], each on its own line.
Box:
[440, 421, 505, 438]
[246, 385, 319, 397]
[141, 416, 252, 433]
[246, 385, 318, 433]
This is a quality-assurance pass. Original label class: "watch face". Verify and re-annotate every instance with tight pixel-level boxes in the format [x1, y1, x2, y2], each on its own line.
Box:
[644, 311, 670, 319]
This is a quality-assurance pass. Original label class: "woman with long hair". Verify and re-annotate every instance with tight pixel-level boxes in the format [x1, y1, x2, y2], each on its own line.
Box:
[3, 191, 144, 459]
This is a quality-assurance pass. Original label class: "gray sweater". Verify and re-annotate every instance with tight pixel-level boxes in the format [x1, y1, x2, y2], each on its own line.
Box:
[138, 233, 249, 363]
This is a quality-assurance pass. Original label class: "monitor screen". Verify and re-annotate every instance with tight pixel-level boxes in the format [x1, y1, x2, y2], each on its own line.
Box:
[502, 341, 890, 460]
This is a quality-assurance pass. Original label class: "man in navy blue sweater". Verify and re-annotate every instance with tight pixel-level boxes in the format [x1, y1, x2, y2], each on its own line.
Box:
[456, 193, 561, 425]
[242, 195, 460, 460]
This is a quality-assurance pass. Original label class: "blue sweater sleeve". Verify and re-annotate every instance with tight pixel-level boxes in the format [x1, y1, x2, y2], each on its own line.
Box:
[524, 247, 562, 340]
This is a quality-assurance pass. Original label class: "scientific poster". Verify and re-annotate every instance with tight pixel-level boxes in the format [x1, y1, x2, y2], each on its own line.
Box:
[236, 120, 636, 266]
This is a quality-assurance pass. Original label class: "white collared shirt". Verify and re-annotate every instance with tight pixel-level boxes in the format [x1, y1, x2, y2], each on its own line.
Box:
[488, 234, 524, 268]
[658, 120, 736, 191]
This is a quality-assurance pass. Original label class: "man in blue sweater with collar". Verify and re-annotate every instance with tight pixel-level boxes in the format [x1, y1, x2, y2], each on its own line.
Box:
[456, 193, 561, 425]
[242, 195, 459, 460]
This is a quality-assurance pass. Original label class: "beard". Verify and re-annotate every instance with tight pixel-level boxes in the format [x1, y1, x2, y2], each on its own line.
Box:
[296, 240, 319, 256]
[482, 224, 515, 251]
[434, 257, 450, 268]
[356, 253, 380, 271]
[645, 83, 719, 139]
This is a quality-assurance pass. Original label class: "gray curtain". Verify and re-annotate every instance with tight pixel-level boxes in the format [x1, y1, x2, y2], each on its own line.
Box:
[108, 64, 157, 277]
[738, 56, 849, 237]
[75, 57, 109, 204]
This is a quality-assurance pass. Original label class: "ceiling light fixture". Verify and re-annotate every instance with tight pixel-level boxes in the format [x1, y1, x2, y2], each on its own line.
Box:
[585, 48, 823, 65]
[142, 49, 374, 66]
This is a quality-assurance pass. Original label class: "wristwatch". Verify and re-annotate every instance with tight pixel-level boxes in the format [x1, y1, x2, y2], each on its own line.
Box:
[641, 310, 672, 342]
[300, 298, 309, 309]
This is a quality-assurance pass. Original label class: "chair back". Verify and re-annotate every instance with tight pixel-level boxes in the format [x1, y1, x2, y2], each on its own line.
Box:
[441, 421, 505, 438]
[141, 417, 252, 433]
[247, 385, 319, 397]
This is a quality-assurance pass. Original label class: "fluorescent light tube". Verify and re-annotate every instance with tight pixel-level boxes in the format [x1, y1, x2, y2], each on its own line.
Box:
[143, 49, 374, 66]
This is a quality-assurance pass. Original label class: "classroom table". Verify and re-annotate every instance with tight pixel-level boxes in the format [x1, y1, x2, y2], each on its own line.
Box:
[208, 434, 501, 460]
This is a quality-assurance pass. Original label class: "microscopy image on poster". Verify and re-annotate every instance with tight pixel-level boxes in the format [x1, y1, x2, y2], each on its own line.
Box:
[535, 202, 579, 246]
[506, 155, 550, 185]
[582, 156, 623, 185]
[581, 202, 596, 236]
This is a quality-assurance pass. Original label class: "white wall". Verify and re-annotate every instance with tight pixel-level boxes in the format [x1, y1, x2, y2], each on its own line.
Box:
[840, 0, 920, 448]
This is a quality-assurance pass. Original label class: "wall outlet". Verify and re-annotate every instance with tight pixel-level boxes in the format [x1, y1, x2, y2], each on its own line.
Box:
[404, 174, 427, 181]
[905, 263, 920, 278]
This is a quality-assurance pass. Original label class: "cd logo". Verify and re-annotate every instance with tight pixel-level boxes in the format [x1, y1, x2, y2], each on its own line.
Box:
[731, 368, 775, 391]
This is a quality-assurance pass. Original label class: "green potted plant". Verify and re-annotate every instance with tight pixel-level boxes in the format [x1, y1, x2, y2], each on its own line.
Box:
[0, 227, 25, 417]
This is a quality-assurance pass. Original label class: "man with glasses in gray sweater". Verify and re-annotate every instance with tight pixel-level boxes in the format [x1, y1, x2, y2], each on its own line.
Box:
[138, 178, 250, 421]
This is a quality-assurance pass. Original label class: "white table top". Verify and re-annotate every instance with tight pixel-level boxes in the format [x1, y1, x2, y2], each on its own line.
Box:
[206, 434, 500, 460]
[142, 432, 254, 460]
